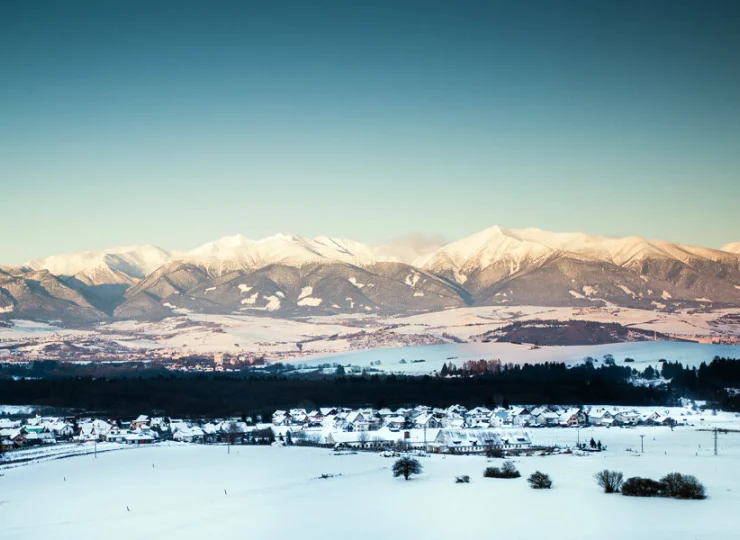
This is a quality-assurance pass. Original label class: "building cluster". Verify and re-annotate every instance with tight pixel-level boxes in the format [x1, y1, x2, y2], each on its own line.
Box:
[1, 403, 703, 456]
[271, 403, 694, 432]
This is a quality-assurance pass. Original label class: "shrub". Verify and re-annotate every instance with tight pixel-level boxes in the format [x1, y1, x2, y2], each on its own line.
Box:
[485, 446, 505, 459]
[594, 470, 624, 493]
[455, 475, 470, 484]
[660, 473, 706, 500]
[527, 471, 552, 489]
[484, 461, 521, 479]
[622, 477, 665, 497]
[392, 457, 422, 481]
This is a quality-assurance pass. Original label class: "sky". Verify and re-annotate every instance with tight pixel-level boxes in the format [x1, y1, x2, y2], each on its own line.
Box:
[1, 0, 740, 263]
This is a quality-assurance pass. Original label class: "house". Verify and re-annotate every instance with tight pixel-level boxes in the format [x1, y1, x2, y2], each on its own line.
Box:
[9, 430, 28, 447]
[432, 429, 503, 453]
[131, 415, 150, 430]
[587, 409, 614, 426]
[413, 414, 441, 429]
[47, 421, 74, 439]
[464, 407, 491, 427]
[385, 416, 406, 431]
[202, 423, 219, 443]
[0, 419, 21, 430]
[511, 407, 533, 426]
[490, 410, 513, 428]
[0, 437, 13, 452]
[345, 411, 367, 431]
[614, 410, 640, 426]
[499, 432, 532, 449]
[75, 420, 112, 442]
[535, 411, 560, 427]
[125, 432, 156, 445]
[104, 428, 128, 443]
[558, 408, 585, 427]
[272, 411, 290, 426]
[173, 425, 205, 443]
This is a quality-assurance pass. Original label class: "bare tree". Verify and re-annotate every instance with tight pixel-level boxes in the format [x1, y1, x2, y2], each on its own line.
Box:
[224, 421, 241, 453]
[594, 470, 624, 493]
[357, 430, 369, 448]
[393, 457, 423, 481]
[528, 471, 552, 489]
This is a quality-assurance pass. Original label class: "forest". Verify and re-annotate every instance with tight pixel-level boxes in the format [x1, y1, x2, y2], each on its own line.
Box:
[4, 356, 739, 417]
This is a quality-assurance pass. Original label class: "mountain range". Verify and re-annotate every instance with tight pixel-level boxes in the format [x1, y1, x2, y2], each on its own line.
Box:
[2, 227, 740, 324]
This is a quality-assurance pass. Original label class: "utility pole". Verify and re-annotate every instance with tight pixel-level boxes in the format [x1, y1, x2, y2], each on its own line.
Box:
[714, 428, 718, 456]
[94, 439, 97, 459]
[640, 434, 644, 453]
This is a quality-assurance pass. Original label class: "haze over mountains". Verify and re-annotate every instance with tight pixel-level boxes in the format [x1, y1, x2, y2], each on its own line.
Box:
[2, 226, 740, 324]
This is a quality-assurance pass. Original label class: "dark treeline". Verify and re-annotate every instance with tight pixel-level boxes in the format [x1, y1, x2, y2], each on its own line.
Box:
[1, 357, 738, 417]
[0, 362, 667, 417]
[660, 357, 740, 410]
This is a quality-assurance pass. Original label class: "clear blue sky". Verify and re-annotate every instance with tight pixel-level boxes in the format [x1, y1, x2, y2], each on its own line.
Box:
[2, 0, 739, 263]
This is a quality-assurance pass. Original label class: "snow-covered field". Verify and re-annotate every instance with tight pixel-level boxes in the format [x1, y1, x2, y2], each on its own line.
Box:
[2, 426, 740, 540]
[300, 340, 740, 374]
[3, 306, 739, 358]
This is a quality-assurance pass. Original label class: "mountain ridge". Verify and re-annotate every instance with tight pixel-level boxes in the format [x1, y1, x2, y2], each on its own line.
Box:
[3, 227, 739, 323]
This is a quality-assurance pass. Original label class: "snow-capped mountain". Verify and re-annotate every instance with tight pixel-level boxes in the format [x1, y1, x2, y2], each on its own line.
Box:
[181, 233, 394, 274]
[419, 226, 740, 309]
[3, 227, 740, 323]
[420, 226, 738, 280]
[722, 242, 740, 255]
[28, 245, 173, 285]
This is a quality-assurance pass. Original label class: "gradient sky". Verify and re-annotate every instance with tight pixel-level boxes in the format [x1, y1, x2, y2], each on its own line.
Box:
[2, 0, 740, 263]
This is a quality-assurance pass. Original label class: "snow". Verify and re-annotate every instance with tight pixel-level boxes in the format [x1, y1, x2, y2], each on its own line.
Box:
[297, 297, 323, 307]
[569, 290, 585, 299]
[3, 428, 740, 539]
[0, 320, 91, 340]
[419, 226, 739, 279]
[298, 286, 313, 300]
[662, 290, 673, 300]
[348, 277, 365, 288]
[721, 242, 740, 254]
[243, 295, 282, 312]
[4, 304, 740, 360]
[0, 404, 35, 415]
[27, 245, 172, 282]
[582, 286, 597, 296]
[404, 273, 420, 287]
[300, 341, 740, 374]
[264, 296, 281, 311]
[237, 284, 252, 294]
[240, 292, 259, 305]
[0, 305, 14, 313]
[618, 285, 635, 296]
[413, 291, 424, 297]
[181, 234, 398, 273]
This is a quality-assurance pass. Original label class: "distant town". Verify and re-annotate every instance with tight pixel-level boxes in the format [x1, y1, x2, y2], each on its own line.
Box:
[2, 400, 723, 462]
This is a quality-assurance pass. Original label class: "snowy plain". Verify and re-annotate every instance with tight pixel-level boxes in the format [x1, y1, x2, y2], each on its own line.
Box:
[2, 306, 740, 362]
[300, 340, 740, 374]
[2, 425, 740, 540]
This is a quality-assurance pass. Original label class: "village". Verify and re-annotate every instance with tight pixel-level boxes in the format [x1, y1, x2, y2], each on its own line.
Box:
[1, 401, 716, 461]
